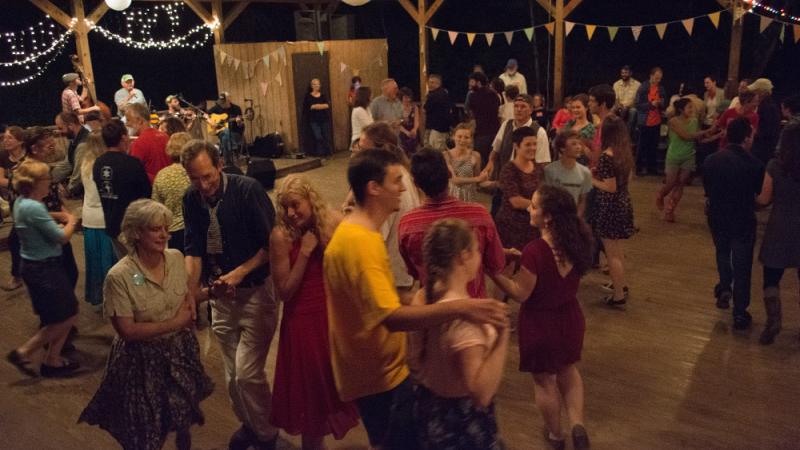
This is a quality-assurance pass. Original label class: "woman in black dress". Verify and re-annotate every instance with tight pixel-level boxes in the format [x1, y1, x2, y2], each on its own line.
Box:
[590, 116, 635, 306]
[303, 78, 332, 157]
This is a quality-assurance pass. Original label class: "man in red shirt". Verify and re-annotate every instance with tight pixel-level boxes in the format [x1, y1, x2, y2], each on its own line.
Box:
[714, 90, 760, 149]
[125, 102, 170, 183]
[399, 148, 507, 298]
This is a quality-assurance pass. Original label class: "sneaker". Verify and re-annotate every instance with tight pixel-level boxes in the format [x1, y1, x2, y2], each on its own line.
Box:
[603, 292, 628, 307]
[733, 312, 753, 330]
[572, 424, 591, 449]
[543, 429, 566, 450]
[601, 282, 629, 293]
[715, 291, 732, 310]
[40, 359, 80, 378]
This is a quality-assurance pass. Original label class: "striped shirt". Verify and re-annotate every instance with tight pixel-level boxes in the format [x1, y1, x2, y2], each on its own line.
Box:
[398, 196, 505, 298]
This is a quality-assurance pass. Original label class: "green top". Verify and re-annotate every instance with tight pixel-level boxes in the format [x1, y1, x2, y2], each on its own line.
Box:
[666, 117, 698, 162]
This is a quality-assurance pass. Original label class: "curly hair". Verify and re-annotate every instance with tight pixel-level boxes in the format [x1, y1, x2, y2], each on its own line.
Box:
[275, 174, 333, 243]
[536, 185, 594, 276]
[422, 218, 475, 305]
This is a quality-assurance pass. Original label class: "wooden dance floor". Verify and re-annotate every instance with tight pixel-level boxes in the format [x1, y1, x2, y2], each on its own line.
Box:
[1, 153, 798, 449]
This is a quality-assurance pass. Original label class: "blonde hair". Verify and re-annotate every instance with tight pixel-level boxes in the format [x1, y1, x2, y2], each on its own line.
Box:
[452, 121, 475, 136]
[275, 174, 332, 242]
[80, 131, 107, 172]
[12, 160, 50, 197]
[422, 218, 475, 304]
[165, 132, 193, 163]
[120, 199, 172, 253]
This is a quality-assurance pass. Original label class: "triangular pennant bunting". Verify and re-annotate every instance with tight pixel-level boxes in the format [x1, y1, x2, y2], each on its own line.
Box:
[431, 28, 440, 40]
[760, 15, 773, 33]
[317, 41, 325, 55]
[467, 33, 476, 46]
[485, 33, 494, 46]
[219, 51, 228, 64]
[250, 62, 257, 79]
[504, 31, 514, 45]
[655, 23, 667, 40]
[260, 81, 268, 96]
[632, 26, 643, 41]
[795, 24, 800, 43]
[340, 62, 347, 73]
[682, 18, 694, 35]
[233, 59, 241, 71]
[734, 5, 745, 23]
[262, 55, 270, 70]
[524, 27, 533, 41]
[242, 61, 250, 78]
[279, 46, 287, 65]
[275, 73, 282, 86]
[227, 55, 235, 67]
[271, 50, 280, 63]
[586, 24, 596, 40]
[709, 12, 720, 29]
[448, 31, 458, 45]
[544, 22, 555, 36]
[608, 26, 618, 41]
[565, 21, 575, 36]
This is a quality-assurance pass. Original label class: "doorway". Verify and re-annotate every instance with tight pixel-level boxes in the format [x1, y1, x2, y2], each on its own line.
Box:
[292, 52, 333, 155]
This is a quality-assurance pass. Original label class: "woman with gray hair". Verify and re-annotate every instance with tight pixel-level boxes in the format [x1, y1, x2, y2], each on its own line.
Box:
[79, 199, 213, 450]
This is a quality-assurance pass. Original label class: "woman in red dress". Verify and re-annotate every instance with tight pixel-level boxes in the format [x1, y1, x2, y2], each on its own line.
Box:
[269, 174, 359, 449]
[494, 184, 594, 450]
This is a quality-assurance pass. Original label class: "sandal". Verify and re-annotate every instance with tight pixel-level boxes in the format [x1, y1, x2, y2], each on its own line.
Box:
[604, 294, 627, 307]
[6, 350, 37, 377]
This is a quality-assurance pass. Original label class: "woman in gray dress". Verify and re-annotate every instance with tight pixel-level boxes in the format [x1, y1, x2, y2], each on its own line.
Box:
[756, 122, 800, 345]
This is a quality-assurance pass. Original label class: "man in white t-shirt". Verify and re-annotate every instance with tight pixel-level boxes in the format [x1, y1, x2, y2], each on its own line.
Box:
[499, 59, 528, 95]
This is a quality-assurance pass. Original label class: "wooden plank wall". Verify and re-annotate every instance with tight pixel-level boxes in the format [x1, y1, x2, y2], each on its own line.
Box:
[213, 39, 388, 153]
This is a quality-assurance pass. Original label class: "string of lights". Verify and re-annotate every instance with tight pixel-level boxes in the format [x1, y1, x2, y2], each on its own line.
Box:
[0, 37, 69, 87]
[88, 2, 219, 50]
[743, 0, 800, 25]
[1, 17, 76, 67]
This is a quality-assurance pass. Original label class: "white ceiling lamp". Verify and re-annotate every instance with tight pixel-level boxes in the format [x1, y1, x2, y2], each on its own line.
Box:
[342, 0, 371, 6]
[105, 0, 132, 11]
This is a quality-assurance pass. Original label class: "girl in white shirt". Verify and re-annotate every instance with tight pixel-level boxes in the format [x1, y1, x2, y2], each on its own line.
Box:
[350, 86, 373, 149]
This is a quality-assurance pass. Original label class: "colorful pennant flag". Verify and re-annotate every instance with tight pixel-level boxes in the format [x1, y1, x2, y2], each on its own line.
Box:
[709, 12, 720, 29]
[565, 21, 575, 36]
[682, 18, 694, 35]
[260, 81, 268, 96]
[586, 24, 596, 40]
[504, 31, 514, 45]
[656, 23, 667, 40]
[262, 55, 270, 70]
[275, 73, 282, 86]
[467, 33, 476, 46]
[233, 58, 241, 71]
[760, 15, 773, 33]
[544, 22, 555, 36]
[524, 27, 533, 41]
[448, 31, 458, 45]
[340, 62, 347, 73]
[632, 26, 643, 41]
[271, 49, 280, 63]
[608, 26, 618, 41]
[485, 33, 494, 46]
[317, 41, 325, 55]
[431, 28, 440, 40]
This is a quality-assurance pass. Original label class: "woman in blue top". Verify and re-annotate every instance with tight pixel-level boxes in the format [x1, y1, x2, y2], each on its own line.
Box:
[5, 160, 80, 378]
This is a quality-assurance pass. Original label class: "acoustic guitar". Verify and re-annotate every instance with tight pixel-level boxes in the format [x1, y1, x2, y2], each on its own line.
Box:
[207, 113, 243, 135]
[70, 55, 112, 120]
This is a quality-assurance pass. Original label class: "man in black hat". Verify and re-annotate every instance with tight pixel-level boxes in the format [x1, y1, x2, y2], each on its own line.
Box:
[209, 92, 245, 167]
[60, 72, 99, 121]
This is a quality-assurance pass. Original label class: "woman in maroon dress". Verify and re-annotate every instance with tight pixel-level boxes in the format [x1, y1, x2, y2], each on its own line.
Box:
[494, 126, 543, 251]
[269, 174, 359, 449]
[494, 184, 594, 450]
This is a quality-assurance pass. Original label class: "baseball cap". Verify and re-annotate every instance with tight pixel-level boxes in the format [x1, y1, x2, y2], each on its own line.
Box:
[62, 73, 79, 84]
[747, 78, 773, 94]
[506, 58, 519, 69]
[218, 92, 229, 101]
[121, 74, 134, 83]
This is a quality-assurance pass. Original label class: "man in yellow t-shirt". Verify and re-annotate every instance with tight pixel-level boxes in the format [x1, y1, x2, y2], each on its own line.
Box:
[324, 149, 509, 449]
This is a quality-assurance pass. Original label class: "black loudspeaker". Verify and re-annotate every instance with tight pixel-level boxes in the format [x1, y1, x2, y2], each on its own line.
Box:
[251, 133, 285, 158]
[246, 157, 277, 190]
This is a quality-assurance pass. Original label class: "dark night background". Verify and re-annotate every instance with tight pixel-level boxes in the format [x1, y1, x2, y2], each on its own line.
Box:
[1, 0, 799, 128]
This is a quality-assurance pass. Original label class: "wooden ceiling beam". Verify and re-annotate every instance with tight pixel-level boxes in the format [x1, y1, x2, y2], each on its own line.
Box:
[28, 0, 73, 28]
[223, 1, 252, 30]
[397, 0, 420, 22]
[183, 0, 214, 23]
[563, 0, 583, 18]
[534, 0, 554, 15]
[424, 0, 444, 23]
[87, 2, 109, 24]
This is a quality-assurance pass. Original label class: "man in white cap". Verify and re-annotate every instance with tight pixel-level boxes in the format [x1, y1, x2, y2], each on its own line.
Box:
[748, 78, 781, 164]
[499, 58, 528, 94]
[61, 72, 100, 120]
[113, 74, 147, 119]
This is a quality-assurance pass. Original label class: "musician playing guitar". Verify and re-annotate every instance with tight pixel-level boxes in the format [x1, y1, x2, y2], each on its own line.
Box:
[208, 92, 245, 166]
[61, 72, 101, 121]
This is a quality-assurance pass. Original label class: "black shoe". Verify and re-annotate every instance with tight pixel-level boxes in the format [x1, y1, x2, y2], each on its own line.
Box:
[604, 292, 628, 307]
[6, 350, 37, 377]
[543, 429, 565, 450]
[733, 312, 753, 330]
[40, 359, 80, 378]
[601, 282, 629, 294]
[572, 424, 591, 449]
[715, 291, 732, 310]
[228, 425, 256, 450]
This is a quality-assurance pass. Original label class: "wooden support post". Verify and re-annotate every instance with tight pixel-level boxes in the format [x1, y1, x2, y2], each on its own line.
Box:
[224, 1, 252, 30]
[183, 0, 214, 24]
[399, 0, 444, 101]
[725, 0, 743, 83]
[211, 0, 224, 43]
[553, 0, 565, 106]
